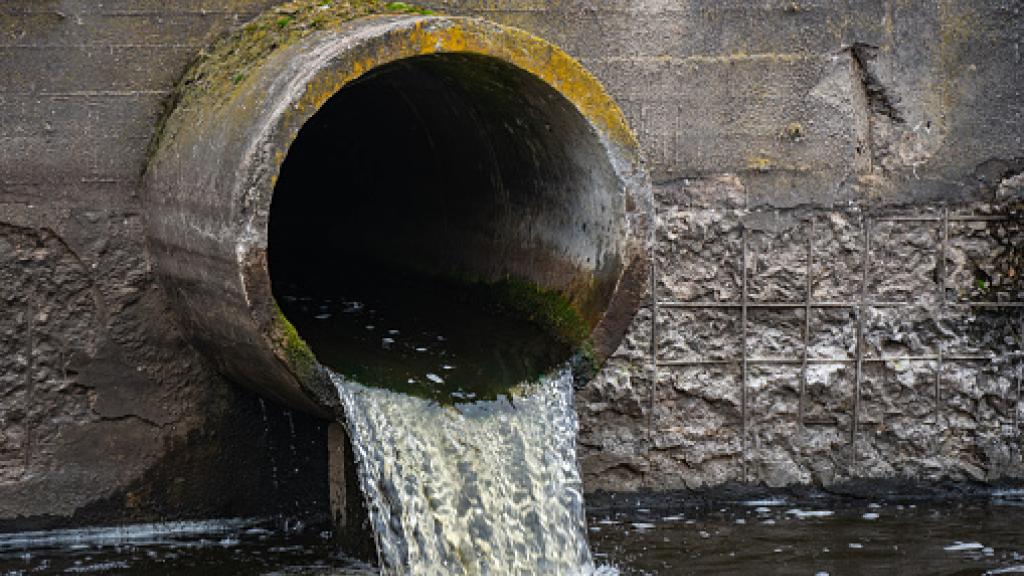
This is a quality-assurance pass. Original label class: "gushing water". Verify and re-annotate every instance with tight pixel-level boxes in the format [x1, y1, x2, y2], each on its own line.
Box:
[332, 364, 598, 575]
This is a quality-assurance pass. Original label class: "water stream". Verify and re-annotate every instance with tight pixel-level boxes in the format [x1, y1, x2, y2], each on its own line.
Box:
[334, 365, 597, 575]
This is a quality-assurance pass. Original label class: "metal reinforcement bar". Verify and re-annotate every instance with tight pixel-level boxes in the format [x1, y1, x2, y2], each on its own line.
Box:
[656, 301, 1024, 309]
[650, 209, 1023, 478]
[657, 355, 993, 366]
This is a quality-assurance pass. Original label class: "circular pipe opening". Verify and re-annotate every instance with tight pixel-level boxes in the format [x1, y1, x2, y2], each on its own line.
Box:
[144, 15, 651, 415]
[268, 53, 625, 400]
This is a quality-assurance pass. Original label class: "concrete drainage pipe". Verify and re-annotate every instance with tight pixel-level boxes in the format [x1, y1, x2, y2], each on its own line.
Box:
[144, 11, 651, 418]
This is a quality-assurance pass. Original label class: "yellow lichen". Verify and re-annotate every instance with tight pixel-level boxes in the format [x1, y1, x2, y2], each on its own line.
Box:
[747, 155, 774, 172]
[162, 2, 640, 166]
[784, 122, 805, 140]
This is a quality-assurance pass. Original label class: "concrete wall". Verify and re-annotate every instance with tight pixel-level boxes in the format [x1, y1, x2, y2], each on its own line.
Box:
[1, 0, 1021, 524]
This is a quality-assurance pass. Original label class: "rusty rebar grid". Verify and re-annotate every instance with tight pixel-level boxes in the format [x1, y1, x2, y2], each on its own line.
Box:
[799, 220, 813, 427]
[1018, 316, 1023, 432]
[740, 227, 749, 483]
[649, 209, 1024, 481]
[934, 208, 949, 426]
[852, 217, 870, 462]
[648, 222, 659, 448]
[655, 300, 1024, 309]
[873, 214, 1012, 223]
[656, 354, 993, 367]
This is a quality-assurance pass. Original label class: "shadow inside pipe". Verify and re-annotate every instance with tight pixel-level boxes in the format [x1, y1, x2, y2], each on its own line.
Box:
[274, 266, 573, 403]
[268, 53, 622, 402]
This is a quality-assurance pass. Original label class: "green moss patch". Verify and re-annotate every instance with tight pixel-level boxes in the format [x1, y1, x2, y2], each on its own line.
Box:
[274, 305, 318, 381]
[172, 0, 432, 110]
[471, 278, 590, 348]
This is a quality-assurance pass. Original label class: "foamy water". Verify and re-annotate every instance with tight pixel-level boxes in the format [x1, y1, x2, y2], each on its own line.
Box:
[333, 364, 602, 575]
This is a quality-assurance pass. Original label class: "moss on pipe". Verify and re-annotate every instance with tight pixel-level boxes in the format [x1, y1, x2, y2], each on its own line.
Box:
[273, 305, 319, 382]
[171, 0, 428, 111]
[479, 278, 590, 348]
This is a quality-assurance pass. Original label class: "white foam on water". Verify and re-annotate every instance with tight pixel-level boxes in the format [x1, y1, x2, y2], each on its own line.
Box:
[785, 509, 834, 519]
[334, 364, 601, 575]
[0, 519, 257, 551]
[992, 490, 1024, 499]
[64, 560, 131, 573]
[944, 541, 985, 552]
[741, 499, 788, 507]
[986, 565, 1024, 574]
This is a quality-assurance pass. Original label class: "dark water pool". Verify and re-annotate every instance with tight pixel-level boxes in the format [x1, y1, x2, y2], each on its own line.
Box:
[588, 492, 1024, 575]
[3, 494, 1022, 575]
[276, 276, 572, 404]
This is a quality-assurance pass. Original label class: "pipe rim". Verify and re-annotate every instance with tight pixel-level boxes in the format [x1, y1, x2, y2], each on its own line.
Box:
[146, 14, 652, 415]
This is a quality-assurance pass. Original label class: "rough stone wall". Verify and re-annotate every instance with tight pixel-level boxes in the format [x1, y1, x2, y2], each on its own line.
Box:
[0, 0, 330, 527]
[580, 193, 1024, 491]
[1, 0, 1022, 524]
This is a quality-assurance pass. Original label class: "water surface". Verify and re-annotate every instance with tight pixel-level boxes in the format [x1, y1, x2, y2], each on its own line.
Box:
[3, 497, 1023, 575]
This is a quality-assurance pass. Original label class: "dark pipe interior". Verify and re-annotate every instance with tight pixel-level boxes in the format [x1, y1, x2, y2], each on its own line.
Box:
[268, 54, 623, 401]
